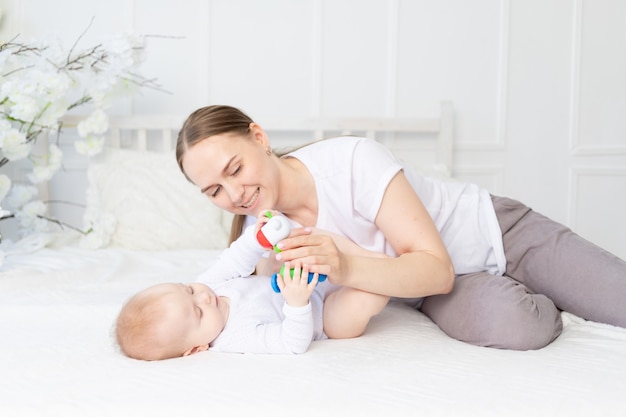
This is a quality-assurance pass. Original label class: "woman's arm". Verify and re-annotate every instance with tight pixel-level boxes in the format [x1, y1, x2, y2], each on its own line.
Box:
[348, 170, 454, 296]
[308, 228, 390, 259]
[275, 171, 455, 298]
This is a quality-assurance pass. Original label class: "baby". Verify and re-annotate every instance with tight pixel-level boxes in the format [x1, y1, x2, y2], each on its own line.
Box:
[115, 211, 390, 360]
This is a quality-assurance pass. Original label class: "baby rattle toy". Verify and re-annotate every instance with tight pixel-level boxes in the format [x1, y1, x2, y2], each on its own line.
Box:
[256, 211, 327, 293]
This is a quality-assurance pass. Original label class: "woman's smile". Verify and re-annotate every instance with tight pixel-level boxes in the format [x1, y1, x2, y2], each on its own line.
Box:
[240, 187, 260, 210]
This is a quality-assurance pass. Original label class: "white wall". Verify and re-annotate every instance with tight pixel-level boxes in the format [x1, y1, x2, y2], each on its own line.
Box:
[1, 0, 624, 259]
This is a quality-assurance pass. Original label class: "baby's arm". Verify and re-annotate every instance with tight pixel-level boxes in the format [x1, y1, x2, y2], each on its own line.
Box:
[250, 302, 315, 354]
[196, 224, 265, 285]
[197, 212, 283, 285]
[259, 263, 318, 354]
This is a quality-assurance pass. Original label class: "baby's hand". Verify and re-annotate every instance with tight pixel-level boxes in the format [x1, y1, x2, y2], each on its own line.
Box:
[255, 209, 281, 234]
[276, 262, 318, 307]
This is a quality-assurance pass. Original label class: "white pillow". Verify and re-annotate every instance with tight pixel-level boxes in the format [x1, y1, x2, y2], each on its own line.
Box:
[80, 147, 232, 250]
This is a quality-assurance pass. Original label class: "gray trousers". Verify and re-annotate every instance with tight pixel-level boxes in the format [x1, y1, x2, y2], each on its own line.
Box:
[419, 195, 626, 350]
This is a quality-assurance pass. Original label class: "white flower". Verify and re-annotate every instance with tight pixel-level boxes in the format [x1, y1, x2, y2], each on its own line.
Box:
[2, 84, 42, 123]
[77, 109, 109, 137]
[80, 213, 117, 249]
[0, 119, 11, 134]
[0, 206, 10, 219]
[15, 200, 48, 231]
[74, 135, 105, 156]
[0, 174, 11, 202]
[0, 128, 32, 161]
[0, 70, 71, 135]
[2, 184, 38, 211]
[27, 144, 63, 183]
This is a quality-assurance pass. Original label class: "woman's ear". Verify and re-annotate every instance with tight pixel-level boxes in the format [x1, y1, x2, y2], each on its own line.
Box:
[248, 122, 269, 146]
[182, 344, 209, 357]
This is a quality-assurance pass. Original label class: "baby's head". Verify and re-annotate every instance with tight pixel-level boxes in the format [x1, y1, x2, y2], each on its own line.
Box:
[115, 282, 227, 361]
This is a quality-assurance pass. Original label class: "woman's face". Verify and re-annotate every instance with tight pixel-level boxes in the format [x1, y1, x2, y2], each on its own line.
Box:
[181, 126, 279, 217]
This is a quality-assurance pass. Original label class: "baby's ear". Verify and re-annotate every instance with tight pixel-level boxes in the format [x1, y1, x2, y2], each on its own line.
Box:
[183, 344, 209, 356]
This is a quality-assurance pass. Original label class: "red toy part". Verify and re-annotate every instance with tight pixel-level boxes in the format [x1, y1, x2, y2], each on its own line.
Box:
[256, 229, 274, 249]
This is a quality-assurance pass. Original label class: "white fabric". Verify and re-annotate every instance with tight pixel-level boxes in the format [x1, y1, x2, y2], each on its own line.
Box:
[82, 147, 230, 250]
[1, 246, 626, 416]
[287, 136, 506, 275]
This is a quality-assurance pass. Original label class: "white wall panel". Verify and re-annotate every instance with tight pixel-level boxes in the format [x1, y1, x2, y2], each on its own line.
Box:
[1, 0, 624, 258]
[454, 167, 504, 195]
[321, 0, 390, 117]
[132, 0, 211, 114]
[566, 0, 626, 257]
[208, 0, 318, 119]
[504, 0, 575, 225]
[570, 168, 626, 260]
[14, 0, 132, 42]
[396, 0, 504, 147]
[10, 0, 136, 117]
[575, 0, 626, 153]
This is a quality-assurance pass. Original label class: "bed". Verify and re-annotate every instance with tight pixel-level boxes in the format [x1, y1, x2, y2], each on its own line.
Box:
[1, 103, 626, 416]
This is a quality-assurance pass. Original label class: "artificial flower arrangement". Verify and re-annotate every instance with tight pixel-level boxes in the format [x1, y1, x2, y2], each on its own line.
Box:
[0, 18, 161, 245]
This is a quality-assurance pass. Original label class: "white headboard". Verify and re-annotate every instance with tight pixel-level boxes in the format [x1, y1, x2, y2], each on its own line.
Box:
[64, 101, 454, 175]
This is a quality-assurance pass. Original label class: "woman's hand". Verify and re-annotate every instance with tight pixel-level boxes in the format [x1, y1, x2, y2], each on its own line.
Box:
[274, 228, 350, 285]
[274, 227, 391, 286]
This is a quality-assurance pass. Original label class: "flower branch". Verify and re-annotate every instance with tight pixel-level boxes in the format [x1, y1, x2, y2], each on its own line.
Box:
[0, 213, 91, 235]
[0, 22, 163, 243]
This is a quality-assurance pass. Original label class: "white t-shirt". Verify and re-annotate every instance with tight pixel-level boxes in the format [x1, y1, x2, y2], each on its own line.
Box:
[284, 136, 506, 276]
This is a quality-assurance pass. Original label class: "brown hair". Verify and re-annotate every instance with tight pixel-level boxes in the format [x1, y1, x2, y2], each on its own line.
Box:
[176, 105, 257, 244]
[176, 105, 255, 172]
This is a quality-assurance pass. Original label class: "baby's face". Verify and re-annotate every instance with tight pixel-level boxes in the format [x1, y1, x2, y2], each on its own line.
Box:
[149, 282, 228, 355]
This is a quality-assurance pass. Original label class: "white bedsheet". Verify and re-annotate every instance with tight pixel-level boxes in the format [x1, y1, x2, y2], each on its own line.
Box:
[1, 246, 626, 416]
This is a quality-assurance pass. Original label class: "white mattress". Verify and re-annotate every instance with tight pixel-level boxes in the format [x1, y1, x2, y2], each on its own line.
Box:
[1, 245, 626, 416]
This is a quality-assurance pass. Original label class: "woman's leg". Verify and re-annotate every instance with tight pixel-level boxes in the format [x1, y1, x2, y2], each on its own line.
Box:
[323, 288, 389, 339]
[420, 272, 562, 350]
[493, 195, 626, 327]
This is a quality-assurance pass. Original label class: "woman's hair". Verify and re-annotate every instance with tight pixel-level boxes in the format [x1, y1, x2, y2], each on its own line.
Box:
[176, 105, 255, 244]
[176, 105, 254, 174]
[115, 290, 180, 361]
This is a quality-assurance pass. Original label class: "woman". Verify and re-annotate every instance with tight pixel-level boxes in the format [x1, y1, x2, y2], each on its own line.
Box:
[176, 105, 626, 350]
